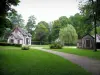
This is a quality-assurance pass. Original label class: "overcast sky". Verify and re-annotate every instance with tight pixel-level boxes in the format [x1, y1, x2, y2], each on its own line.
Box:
[13, 0, 80, 24]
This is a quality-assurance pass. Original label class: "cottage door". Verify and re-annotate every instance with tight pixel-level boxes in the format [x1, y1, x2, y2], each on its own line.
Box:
[10, 39, 14, 44]
[26, 38, 28, 45]
[86, 39, 90, 48]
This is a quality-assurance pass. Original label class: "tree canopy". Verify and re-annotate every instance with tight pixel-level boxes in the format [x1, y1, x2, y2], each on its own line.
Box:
[34, 21, 49, 44]
[26, 15, 36, 33]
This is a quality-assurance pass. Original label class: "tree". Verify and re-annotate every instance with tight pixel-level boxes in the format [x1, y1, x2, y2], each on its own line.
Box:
[26, 15, 36, 33]
[0, 0, 20, 17]
[59, 16, 69, 28]
[79, 0, 100, 21]
[78, 0, 100, 51]
[48, 22, 53, 43]
[34, 21, 49, 44]
[0, 0, 20, 37]
[69, 13, 92, 38]
[51, 20, 61, 41]
[7, 12, 25, 28]
[59, 24, 78, 45]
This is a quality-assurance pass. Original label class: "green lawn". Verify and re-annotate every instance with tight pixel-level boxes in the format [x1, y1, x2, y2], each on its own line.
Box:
[0, 46, 91, 75]
[51, 48, 100, 60]
[31, 45, 49, 48]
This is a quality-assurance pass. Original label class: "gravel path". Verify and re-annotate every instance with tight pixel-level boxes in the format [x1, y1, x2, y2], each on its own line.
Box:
[32, 47, 100, 75]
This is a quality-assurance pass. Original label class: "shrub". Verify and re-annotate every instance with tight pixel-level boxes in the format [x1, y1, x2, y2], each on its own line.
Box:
[0, 42, 21, 47]
[50, 42, 63, 49]
[21, 45, 30, 50]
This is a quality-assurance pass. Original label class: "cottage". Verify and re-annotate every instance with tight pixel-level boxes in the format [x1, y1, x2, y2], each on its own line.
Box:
[77, 34, 100, 49]
[7, 27, 32, 45]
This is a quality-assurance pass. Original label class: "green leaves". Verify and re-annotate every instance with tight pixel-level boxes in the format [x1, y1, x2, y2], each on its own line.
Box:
[59, 24, 78, 45]
[34, 21, 49, 43]
[7, 12, 24, 28]
[0, 0, 20, 37]
[26, 15, 36, 33]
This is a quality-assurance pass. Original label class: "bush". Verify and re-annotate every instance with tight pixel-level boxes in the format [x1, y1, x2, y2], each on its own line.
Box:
[21, 45, 30, 50]
[50, 42, 63, 49]
[0, 42, 21, 47]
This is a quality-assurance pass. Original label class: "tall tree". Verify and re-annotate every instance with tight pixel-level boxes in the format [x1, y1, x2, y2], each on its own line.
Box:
[79, 0, 100, 51]
[51, 20, 61, 41]
[69, 13, 92, 38]
[0, 0, 20, 37]
[26, 15, 36, 33]
[34, 22, 49, 44]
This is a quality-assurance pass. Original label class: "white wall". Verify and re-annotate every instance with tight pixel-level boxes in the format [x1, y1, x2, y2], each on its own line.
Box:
[8, 35, 18, 44]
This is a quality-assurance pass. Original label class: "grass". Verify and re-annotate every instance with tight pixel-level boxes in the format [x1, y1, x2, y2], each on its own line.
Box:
[0, 46, 91, 75]
[31, 45, 49, 48]
[50, 48, 100, 60]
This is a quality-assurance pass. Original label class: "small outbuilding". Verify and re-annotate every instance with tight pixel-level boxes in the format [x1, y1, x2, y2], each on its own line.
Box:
[77, 34, 100, 49]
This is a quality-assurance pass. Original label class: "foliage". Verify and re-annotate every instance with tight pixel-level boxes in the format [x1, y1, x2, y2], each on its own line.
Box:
[91, 26, 100, 34]
[7, 12, 25, 28]
[78, 0, 100, 38]
[48, 22, 53, 43]
[0, 42, 21, 47]
[51, 20, 61, 41]
[0, 0, 20, 17]
[50, 42, 63, 49]
[38, 21, 49, 29]
[59, 24, 78, 45]
[69, 13, 92, 38]
[79, 0, 100, 21]
[0, 18, 12, 37]
[59, 16, 69, 27]
[34, 21, 49, 44]
[26, 15, 36, 33]
[21, 45, 30, 50]
[0, 0, 20, 37]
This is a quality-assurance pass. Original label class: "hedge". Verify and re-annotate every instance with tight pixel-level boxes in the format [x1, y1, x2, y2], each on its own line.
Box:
[31, 41, 49, 45]
[0, 42, 22, 47]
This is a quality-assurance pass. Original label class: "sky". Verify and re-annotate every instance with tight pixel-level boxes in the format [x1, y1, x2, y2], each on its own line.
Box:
[13, 0, 80, 24]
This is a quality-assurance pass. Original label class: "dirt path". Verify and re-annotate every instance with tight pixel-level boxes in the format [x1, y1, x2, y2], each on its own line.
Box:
[32, 47, 100, 75]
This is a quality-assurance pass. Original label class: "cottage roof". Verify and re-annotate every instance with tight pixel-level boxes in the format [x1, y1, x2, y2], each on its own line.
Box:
[14, 27, 32, 37]
[11, 33, 22, 40]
